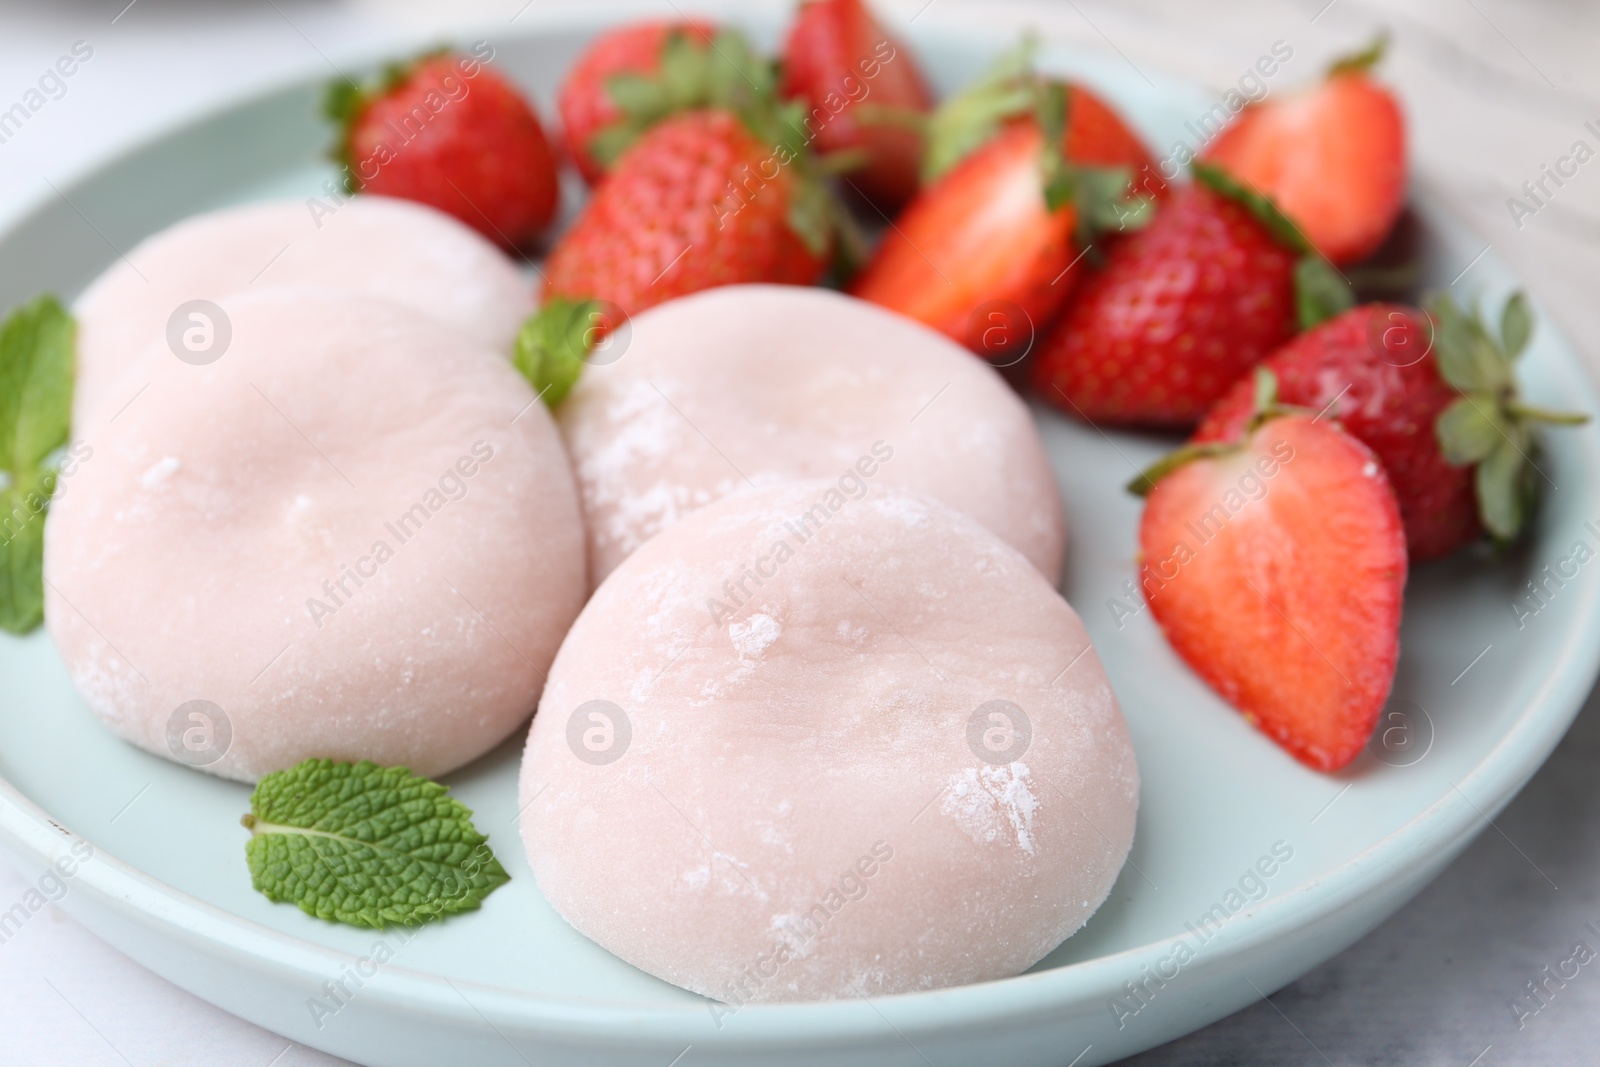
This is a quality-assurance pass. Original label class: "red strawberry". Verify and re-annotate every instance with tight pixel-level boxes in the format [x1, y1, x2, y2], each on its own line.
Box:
[543, 108, 829, 315]
[1201, 38, 1405, 265]
[328, 52, 559, 247]
[1196, 297, 1586, 559]
[779, 0, 935, 211]
[1136, 402, 1407, 771]
[1032, 164, 1351, 427]
[848, 53, 1159, 361]
[557, 20, 720, 185]
[516, 108, 836, 403]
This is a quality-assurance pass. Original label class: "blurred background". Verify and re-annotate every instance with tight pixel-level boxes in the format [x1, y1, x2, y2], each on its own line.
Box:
[2, 1, 1598, 1064]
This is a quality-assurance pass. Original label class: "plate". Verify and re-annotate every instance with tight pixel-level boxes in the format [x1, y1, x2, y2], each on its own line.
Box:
[3, 5, 1598, 1066]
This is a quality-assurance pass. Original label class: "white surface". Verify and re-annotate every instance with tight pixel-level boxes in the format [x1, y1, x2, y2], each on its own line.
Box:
[2, 2, 1598, 1065]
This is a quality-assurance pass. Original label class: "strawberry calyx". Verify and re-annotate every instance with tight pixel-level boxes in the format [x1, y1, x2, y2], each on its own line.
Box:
[1327, 31, 1388, 78]
[1127, 368, 1310, 496]
[1192, 161, 1354, 330]
[919, 39, 1154, 243]
[1425, 289, 1587, 544]
[589, 27, 754, 168]
[591, 27, 851, 267]
[322, 48, 452, 195]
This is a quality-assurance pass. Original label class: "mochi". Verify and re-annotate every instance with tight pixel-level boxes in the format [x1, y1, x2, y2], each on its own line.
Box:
[45, 289, 585, 781]
[72, 196, 530, 422]
[556, 285, 1066, 585]
[520, 482, 1136, 1002]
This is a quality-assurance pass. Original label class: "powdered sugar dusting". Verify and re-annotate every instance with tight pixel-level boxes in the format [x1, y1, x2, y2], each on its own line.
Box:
[942, 762, 1039, 853]
[729, 613, 781, 660]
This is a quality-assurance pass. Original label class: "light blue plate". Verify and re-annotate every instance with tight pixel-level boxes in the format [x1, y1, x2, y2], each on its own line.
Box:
[2, 5, 1597, 1065]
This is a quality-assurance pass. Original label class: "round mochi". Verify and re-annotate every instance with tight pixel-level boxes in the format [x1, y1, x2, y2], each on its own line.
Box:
[556, 284, 1065, 586]
[45, 289, 586, 782]
[520, 482, 1137, 1002]
[73, 196, 531, 423]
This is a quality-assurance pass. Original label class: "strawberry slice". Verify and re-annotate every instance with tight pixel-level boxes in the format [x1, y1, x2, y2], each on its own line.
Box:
[1201, 36, 1406, 265]
[1135, 383, 1407, 771]
[849, 44, 1158, 359]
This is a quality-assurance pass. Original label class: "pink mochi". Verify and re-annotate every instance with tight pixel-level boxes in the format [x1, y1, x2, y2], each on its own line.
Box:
[555, 285, 1067, 587]
[45, 289, 585, 781]
[520, 482, 1137, 1002]
[72, 196, 530, 424]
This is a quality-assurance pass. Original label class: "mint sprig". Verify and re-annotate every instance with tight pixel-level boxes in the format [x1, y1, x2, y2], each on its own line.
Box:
[0, 295, 74, 635]
[242, 759, 509, 929]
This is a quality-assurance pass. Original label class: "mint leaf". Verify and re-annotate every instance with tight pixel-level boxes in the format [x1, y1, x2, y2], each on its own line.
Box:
[0, 295, 74, 635]
[513, 298, 594, 407]
[242, 759, 509, 929]
[0, 295, 74, 475]
[0, 477, 50, 634]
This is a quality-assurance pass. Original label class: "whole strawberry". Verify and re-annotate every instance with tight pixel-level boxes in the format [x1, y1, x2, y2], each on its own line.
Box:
[545, 108, 829, 313]
[327, 51, 559, 247]
[1031, 163, 1352, 427]
[1195, 296, 1586, 559]
[849, 45, 1161, 361]
[780, 0, 934, 211]
[558, 19, 721, 185]
[516, 108, 836, 403]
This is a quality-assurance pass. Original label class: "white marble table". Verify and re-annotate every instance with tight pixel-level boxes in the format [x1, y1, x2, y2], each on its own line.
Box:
[2, 1, 1597, 1064]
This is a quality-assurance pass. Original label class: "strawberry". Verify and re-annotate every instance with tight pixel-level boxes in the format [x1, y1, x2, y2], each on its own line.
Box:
[517, 108, 837, 403]
[1135, 385, 1407, 771]
[1196, 297, 1586, 559]
[1031, 163, 1353, 427]
[557, 19, 725, 185]
[848, 46, 1160, 361]
[779, 0, 935, 211]
[326, 51, 559, 247]
[1201, 36, 1405, 265]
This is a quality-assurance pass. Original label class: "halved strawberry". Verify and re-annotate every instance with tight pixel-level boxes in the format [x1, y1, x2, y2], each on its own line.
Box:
[779, 0, 935, 211]
[326, 51, 560, 247]
[1201, 36, 1405, 265]
[848, 45, 1159, 359]
[558, 19, 723, 185]
[1135, 386, 1407, 772]
[1031, 163, 1353, 427]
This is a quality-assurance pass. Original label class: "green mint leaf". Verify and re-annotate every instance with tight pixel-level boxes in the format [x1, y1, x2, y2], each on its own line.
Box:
[242, 759, 509, 929]
[1500, 290, 1532, 359]
[0, 295, 74, 475]
[513, 298, 595, 409]
[1435, 394, 1504, 466]
[0, 478, 49, 635]
[1294, 256, 1356, 330]
[0, 295, 74, 635]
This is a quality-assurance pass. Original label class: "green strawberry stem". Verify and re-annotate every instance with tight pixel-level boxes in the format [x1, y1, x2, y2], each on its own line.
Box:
[1327, 31, 1389, 77]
